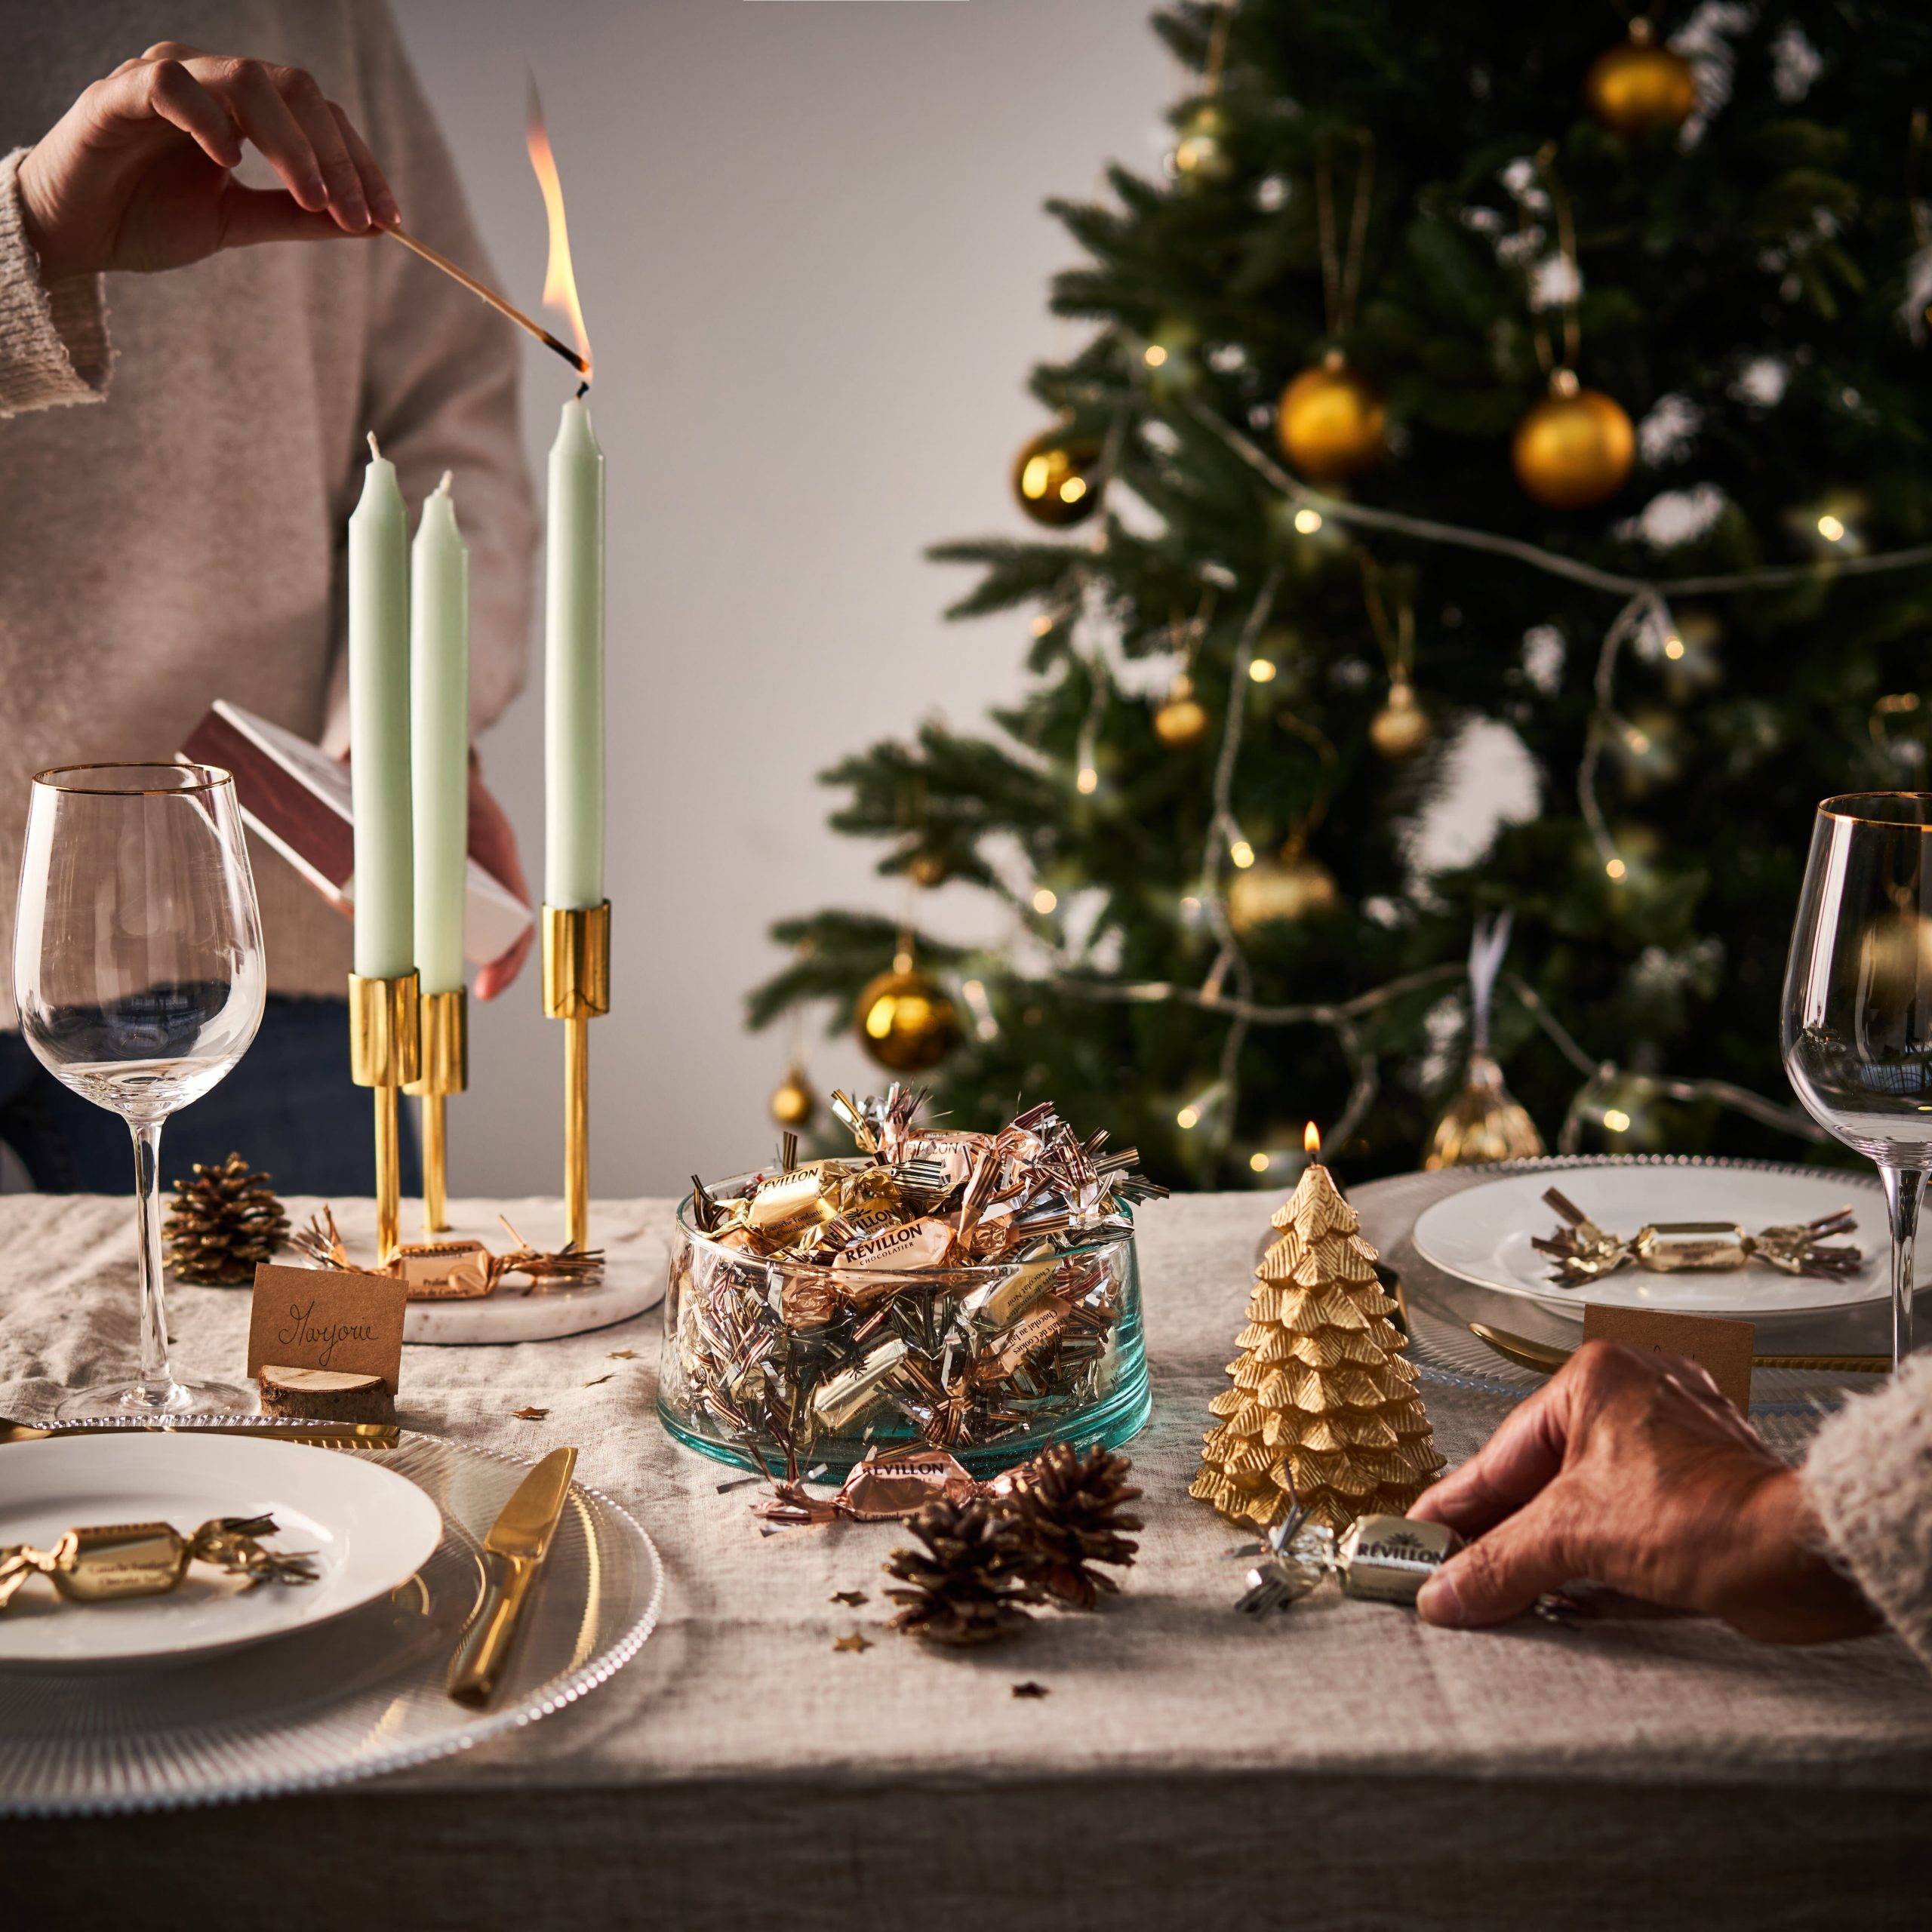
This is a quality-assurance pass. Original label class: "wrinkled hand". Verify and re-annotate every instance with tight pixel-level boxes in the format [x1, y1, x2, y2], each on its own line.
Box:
[17, 43, 398, 282]
[468, 764, 534, 1002]
[1409, 1339, 1879, 1644]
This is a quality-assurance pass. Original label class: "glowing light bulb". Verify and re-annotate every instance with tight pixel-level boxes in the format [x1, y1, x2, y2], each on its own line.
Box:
[1059, 477, 1087, 504]
[1144, 344, 1169, 368]
[1293, 508, 1324, 535]
[1663, 634, 1685, 660]
[1076, 766, 1098, 795]
[1817, 513, 1846, 543]
[1229, 839, 1256, 869]
[1602, 1108, 1632, 1133]
[1605, 857, 1628, 881]
[1249, 1151, 1270, 1173]
[1030, 614, 1054, 637]
[1177, 1105, 1201, 1130]
[1626, 728, 1650, 753]
[1032, 888, 1057, 914]
[1248, 658, 1278, 684]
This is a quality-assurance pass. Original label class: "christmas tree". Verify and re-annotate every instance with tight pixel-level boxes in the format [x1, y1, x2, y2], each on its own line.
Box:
[752, 2, 1932, 1186]
[1192, 1148, 1441, 1532]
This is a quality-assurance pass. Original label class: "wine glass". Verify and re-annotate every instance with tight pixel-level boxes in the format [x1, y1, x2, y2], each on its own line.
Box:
[13, 763, 266, 1417]
[1782, 792, 1932, 1367]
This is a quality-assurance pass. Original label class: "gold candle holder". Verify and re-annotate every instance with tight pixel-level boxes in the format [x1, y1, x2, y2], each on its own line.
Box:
[405, 989, 469, 1235]
[542, 902, 610, 1251]
[348, 971, 421, 1260]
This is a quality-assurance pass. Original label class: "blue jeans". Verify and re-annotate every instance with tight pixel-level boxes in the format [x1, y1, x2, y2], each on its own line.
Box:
[0, 995, 420, 1195]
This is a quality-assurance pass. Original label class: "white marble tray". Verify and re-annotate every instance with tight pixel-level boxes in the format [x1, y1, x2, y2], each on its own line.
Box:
[282, 1196, 666, 1346]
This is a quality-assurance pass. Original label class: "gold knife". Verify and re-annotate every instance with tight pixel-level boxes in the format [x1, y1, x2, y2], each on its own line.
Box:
[448, 1444, 578, 1709]
[0, 1416, 400, 1451]
[1467, 1322, 1890, 1377]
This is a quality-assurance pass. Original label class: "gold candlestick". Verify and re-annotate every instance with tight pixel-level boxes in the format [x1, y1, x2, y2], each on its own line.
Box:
[348, 971, 421, 1261]
[406, 989, 469, 1235]
[542, 902, 610, 1251]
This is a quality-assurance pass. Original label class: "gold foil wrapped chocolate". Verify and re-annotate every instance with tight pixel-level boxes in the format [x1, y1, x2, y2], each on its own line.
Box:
[667, 1088, 1163, 1478]
[1534, 1187, 1861, 1287]
[0, 1513, 318, 1611]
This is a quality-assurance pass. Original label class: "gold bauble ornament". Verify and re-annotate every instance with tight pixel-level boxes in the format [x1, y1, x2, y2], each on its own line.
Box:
[907, 851, 950, 888]
[1512, 374, 1635, 509]
[1422, 1054, 1544, 1169]
[1012, 426, 1102, 528]
[854, 965, 961, 1073]
[1153, 673, 1209, 749]
[1173, 103, 1234, 183]
[770, 1067, 817, 1131]
[1369, 675, 1431, 761]
[1226, 848, 1340, 937]
[1585, 23, 1698, 137]
[1275, 352, 1386, 483]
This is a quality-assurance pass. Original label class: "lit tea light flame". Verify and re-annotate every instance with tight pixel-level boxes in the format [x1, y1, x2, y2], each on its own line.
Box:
[1304, 1121, 1321, 1156]
[526, 80, 592, 383]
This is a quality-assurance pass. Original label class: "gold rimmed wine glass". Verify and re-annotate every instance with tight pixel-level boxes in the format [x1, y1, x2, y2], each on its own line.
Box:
[1783, 792, 1932, 1367]
[13, 763, 266, 1417]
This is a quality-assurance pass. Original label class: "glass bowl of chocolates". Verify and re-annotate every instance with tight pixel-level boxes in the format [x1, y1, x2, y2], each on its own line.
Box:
[658, 1089, 1160, 1477]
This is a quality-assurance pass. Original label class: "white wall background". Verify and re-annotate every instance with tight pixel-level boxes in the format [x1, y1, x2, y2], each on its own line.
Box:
[389, 0, 1174, 1198]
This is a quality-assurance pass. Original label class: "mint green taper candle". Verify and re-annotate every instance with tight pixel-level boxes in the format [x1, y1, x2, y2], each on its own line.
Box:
[411, 472, 469, 995]
[544, 395, 605, 909]
[349, 433, 413, 980]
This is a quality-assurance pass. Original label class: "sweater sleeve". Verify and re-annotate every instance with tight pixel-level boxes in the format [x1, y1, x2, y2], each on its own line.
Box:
[318, 0, 537, 755]
[1802, 1349, 1932, 1670]
[0, 149, 111, 417]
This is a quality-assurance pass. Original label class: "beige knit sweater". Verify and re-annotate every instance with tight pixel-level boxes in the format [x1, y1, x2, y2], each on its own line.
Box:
[1804, 1352, 1932, 1668]
[0, 0, 536, 1016]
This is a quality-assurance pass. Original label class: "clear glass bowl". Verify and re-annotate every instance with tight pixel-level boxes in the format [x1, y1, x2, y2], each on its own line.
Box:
[658, 1171, 1150, 1478]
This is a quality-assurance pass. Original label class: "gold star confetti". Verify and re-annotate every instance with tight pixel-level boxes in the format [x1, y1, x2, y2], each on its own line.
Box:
[833, 1632, 872, 1654]
[1011, 1681, 1050, 1700]
[608, 1349, 638, 1360]
[831, 1589, 868, 1607]
[583, 1374, 614, 1387]
[512, 1405, 549, 1420]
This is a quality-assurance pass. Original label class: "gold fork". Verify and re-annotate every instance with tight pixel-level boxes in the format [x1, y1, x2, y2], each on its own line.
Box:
[1466, 1324, 1889, 1377]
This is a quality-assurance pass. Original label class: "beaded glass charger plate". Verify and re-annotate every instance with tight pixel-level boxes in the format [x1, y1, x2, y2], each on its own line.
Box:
[0, 1423, 663, 1816]
[0, 1434, 442, 1669]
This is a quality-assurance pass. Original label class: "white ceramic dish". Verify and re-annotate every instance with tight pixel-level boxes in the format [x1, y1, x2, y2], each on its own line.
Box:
[1411, 1161, 1901, 1320]
[0, 1433, 441, 1669]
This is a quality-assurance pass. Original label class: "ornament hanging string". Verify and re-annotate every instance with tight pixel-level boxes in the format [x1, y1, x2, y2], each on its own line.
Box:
[1316, 131, 1375, 342]
[1529, 143, 1581, 379]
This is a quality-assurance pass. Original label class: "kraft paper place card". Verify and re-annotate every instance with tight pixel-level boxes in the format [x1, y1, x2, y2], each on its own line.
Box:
[1583, 1303, 1755, 1415]
[248, 1264, 407, 1394]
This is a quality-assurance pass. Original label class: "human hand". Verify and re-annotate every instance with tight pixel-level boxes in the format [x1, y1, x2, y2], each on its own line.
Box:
[1409, 1339, 1880, 1644]
[468, 763, 534, 1002]
[17, 43, 398, 282]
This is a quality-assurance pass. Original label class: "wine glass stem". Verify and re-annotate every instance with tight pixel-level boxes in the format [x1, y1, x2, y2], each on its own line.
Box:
[131, 1118, 174, 1398]
[1878, 1164, 1924, 1368]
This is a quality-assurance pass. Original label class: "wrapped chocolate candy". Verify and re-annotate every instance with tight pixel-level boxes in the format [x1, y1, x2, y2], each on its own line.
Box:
[1238, 1509, 1460, 1614]
[0, 1513, 318, 1611]
[1534, 1188, 1862, 1287]
[662, 1086, 1163, 1478]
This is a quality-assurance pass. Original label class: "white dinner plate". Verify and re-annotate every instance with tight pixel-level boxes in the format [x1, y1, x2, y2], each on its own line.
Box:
[0, 1434, 442, 1669]
[1411, 1162, 1900, 1320]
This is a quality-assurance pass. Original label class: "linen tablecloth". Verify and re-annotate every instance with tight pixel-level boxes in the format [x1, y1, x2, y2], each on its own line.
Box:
[4, 1185, 1930, 1930]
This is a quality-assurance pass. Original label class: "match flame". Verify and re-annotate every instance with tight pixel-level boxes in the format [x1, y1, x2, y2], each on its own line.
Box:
[525, 80, 591, 380]
[1304, 1121, 1321, 1156]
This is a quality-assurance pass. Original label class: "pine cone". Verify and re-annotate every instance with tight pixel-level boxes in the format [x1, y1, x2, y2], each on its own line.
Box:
[1004, 1442, 1143, 1611]
[884, 1498, 1039, 1645]
[163, 1152, 289, 1285]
